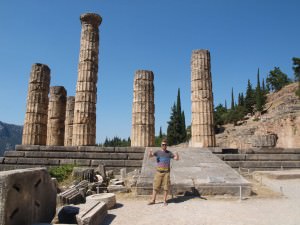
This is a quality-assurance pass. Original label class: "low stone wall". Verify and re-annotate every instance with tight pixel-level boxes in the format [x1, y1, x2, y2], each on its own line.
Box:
[0, 145, 145, 173]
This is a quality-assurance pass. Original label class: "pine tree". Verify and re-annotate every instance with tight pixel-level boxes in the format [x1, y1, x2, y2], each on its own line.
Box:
[266, 67, 291, 92]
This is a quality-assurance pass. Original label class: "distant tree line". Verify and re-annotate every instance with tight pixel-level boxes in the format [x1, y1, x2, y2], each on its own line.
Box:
[99, 136, 131, 147]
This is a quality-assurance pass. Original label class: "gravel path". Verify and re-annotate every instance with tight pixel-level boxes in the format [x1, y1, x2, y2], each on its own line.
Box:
[103, 177, 300, 225]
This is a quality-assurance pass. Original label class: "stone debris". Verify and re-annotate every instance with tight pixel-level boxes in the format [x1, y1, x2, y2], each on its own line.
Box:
[86, 193, 116, 209]
[107, 184, 128, 193]
[0, 168, 56, 225]
[131, 70, 155, 147]
[72, 167, 95, 182]
[76, 200, 107, 225]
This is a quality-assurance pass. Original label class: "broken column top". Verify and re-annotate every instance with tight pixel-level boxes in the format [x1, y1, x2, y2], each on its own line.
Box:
[135, 70, 154, 81]
[192, 49, 211, 58]
[50, 86, 67, 96]
[80, 13, 102, 26]
[31, 63, 50, 73]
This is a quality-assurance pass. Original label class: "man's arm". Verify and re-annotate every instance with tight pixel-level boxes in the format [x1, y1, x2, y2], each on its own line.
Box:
[173, 152, 179, 160]
[148, 148, 154, 158]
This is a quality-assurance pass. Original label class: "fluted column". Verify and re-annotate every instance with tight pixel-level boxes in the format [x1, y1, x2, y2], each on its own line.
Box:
[64, 96, 75, 146]
[72, 13, 102, 146]
[46, 86, 67, 146]
[131, 70, 155, 147]
[22, 63, 50, 145]
[191, 50, 216, 147]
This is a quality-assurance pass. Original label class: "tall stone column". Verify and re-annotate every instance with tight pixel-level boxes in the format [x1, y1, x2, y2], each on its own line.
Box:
[22, 63, 50, 145]
[46, 86, 67, 146]
[131, 70, 155, 147]
[72, 13, 102, 146]
[191, 49, 216, 147]
[64, 96, 75, 146]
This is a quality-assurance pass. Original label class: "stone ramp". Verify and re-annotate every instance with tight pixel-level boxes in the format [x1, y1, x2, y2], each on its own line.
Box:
[137, 147, 251, 196]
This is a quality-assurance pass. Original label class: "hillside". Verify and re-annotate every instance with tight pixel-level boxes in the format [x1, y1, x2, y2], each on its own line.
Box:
[0, 121, 23, 156]
[216, 82, 300, 150]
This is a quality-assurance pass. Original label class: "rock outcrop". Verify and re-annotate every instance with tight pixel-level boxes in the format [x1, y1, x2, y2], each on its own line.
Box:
[216, 83, 300, 150]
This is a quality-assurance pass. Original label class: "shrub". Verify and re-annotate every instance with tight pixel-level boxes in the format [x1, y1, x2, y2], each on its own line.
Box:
[49, 164, 74, 182]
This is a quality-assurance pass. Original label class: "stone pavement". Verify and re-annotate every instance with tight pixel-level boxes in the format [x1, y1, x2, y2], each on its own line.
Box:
[137, 147, 251, 196]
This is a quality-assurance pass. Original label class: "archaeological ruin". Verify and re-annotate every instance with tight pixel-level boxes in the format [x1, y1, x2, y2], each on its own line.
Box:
[64, 96, 75, 146]
[190, 49, 216, 147]
[72, 13, 102, 146]
[46, 86, 67, 146]
[22, 63, 51, 146]
[131, 70, 155, 147]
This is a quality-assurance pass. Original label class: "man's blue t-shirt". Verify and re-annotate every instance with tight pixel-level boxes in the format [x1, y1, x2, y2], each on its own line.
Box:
[154, 150, 174, 172]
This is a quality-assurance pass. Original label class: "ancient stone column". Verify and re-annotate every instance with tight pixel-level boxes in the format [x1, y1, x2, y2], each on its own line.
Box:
[64, 96, 75, 146]
[131, 70, 155, 147]
[72, 13, 102, 146]
[22, 63, 50, 145]
[191, 49, 216, 147]
[46, 86, 67, 146]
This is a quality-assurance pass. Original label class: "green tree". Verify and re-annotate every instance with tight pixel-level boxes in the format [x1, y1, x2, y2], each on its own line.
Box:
[244, 79, 255, 114]
[159, 126, 163, 138]
[231, 88, 235, 110]
[266, 67, 291, 92]
[167, 89, 187, 145]
[292, 57, 300, 97]
[255, 68, 265, 112]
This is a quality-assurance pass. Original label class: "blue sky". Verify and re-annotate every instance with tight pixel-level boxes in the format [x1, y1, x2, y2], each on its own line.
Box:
[0, 0, 299, 143]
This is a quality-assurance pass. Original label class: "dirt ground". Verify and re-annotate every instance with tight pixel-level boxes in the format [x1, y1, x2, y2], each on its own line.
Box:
[102, 174, 300, 225]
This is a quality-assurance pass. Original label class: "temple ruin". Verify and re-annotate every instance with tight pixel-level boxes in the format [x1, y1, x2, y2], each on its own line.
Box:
[190, 49, 216, 147]
[22, 63, 50, 145]
[64, 96, 75, 146]
[46, 86, 67, 146]
[72, 13, 102, 146]
[131, 70, 155, 147]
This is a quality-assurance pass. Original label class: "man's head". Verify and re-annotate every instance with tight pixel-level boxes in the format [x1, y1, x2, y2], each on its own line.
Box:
[161, 139, 167, 150]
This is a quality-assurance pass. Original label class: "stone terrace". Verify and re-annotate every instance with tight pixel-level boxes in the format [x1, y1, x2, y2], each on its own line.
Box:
[0, 145, 145, 173]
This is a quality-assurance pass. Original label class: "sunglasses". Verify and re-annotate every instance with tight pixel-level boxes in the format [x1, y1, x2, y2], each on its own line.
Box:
[161, 144, 167, 146]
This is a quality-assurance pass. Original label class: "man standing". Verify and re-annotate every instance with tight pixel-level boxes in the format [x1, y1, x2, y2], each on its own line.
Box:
[148, 139, 179, 206]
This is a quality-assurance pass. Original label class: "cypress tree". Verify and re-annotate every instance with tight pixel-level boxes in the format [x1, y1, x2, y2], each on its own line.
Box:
[255, 68, 264, 112]
[159, 126, 163, 138]
[231, 88, 235, 110]
[245, 79, 255, 114]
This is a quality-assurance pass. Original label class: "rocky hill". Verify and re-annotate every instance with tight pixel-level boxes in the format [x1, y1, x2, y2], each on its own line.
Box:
[0, 121, 23, 156]
[216, 82, 300, 150]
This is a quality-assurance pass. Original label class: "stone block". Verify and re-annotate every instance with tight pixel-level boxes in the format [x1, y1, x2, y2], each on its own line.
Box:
[48, 159, 60, 165]
[0, 157, 4, 164]
[4, 151, 25, 157]
[110, 153, 128, 159]
[127, 153, 144, 160]
[18, 158, 48, 165]
[15, 144, 40, 151]
[76, 200, 107, 225]
[86, 193, 116, 209]
[40, 145, 68, 151]
[125, 160, 143, 167]
[60, 159, 76, 165]
[115, 147, 145, 153]
[3, 158, 18, 164]
[76, 159, 91, 166]
[0, 168, 56, 225]
[91, 160, 125, 167]
[107, 185, 128, 193]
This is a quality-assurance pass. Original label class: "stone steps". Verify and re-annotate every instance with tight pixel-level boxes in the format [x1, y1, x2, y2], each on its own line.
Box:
[0, 145, 145, 173]
[217, 148, 300, 171]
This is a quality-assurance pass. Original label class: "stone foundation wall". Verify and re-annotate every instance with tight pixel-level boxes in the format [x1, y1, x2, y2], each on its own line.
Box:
[0, 145, 145, 173]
